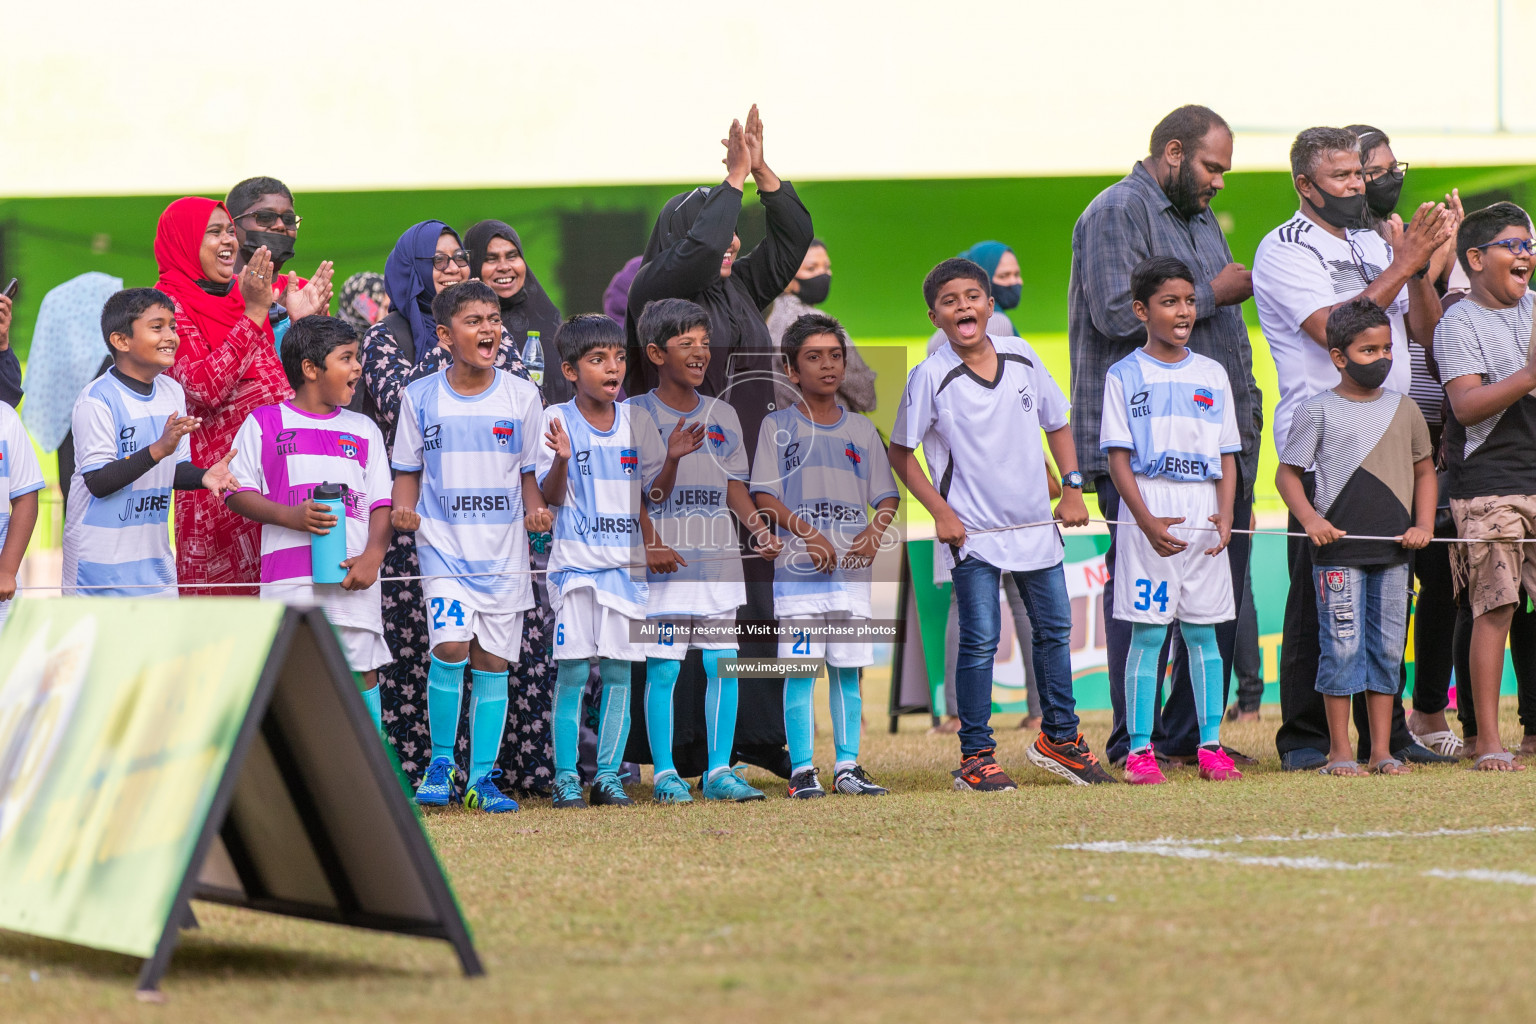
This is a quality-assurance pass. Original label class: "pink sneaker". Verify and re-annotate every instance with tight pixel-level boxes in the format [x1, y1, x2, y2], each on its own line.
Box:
[1124, 747, 1167, 785]
[1197, 745, 1243, 781]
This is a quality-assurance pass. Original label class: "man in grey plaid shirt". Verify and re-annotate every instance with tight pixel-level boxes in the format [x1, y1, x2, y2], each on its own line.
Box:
[1068, 104, 1260, 766]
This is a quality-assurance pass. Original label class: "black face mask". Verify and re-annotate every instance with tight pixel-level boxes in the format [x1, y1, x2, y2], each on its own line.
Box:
[1304, 181, 1368, 230]
[1364, 173, 1405, 218]
[239, 230, 296, 269]
[991, 281, 1022, 311]
[796, 273, 831, 306]
[1344, 354, 1392, 389]
[1161, 159, 1214, 220]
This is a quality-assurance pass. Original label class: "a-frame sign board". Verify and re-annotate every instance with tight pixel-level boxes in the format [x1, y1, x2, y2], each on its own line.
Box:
[0, 600, 480, 995]
[152, 606, 482, 992]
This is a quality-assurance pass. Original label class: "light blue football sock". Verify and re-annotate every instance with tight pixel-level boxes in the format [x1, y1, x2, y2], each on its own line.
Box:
[702, 648, 738, 777]
[553, 659, 589, 777]
[468, 669, 509, 783]
[645, 657, 681, 777]
[596, 658, 633, 777]
[784, 676, 816, 772]
[360, 684, 382, 732]
[828, 666, 862, 768]
[1178, 621, 1225, 748]
[427, 654, 469, 763]
[1125, 622, 1168, 753]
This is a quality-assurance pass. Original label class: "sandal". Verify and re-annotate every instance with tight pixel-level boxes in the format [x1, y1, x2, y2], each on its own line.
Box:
[1411, 730, 1465, 759]
[1318, 760, 1366, 776]
[1371, 757, 1412, 775]
[1471, 751, 1526, 772]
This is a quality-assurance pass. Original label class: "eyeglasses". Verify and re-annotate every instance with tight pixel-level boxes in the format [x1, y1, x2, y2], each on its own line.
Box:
[1475, 238, 1536, 257]
[430, 249, 471, 271]
[1363, 162, 1409, 183]
[234, 209, 302, 229]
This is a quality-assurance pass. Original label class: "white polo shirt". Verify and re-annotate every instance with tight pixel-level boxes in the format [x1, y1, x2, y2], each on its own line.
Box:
[892, 335, 1070, 572]
[1252, 213, 1413, 456]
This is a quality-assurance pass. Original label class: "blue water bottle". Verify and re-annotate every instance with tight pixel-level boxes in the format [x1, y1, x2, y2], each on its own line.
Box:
[522, 331, 544, 390]
[310, 482, 349, 584]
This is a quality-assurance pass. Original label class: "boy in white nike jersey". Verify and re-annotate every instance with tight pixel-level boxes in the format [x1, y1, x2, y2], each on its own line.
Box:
[227, 316, 393, 727]
[628, 298, 783, 804]
[751, 312, 899, 799]
[390, 281, 553, 813]
[1100, 256, 1241, 785]
[538, 313, 681, 809]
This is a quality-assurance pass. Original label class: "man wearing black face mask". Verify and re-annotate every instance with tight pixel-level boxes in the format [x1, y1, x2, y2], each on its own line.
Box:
[1069, 104, 1261, 769]
[1253, 126, 1454, 770]
[765, 238, 877, 413]
[225, 176, 334, 331]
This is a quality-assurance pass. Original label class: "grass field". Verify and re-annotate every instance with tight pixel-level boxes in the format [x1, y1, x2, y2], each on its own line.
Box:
[4, 669, 1536, 1023]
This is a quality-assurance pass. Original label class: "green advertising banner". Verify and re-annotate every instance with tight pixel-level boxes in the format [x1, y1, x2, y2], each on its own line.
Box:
[0, 598, 284, 958]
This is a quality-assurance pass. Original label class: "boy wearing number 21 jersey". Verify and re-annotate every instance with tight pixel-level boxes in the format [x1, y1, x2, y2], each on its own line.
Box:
[1099, 257, 1242, 785]
[390, 282, 553, 814]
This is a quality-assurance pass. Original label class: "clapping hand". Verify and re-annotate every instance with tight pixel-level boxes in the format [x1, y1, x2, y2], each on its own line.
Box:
[544, 418, 571, 459]
[150, 413, 201, 462]
[668, 418, 705, 461]
[285, 260, 335, 320]
[720, 118, 750, 190]
[240, 248, 277, 319]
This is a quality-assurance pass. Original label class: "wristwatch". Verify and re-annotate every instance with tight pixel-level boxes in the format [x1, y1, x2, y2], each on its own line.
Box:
[1061, 471, 1084, 490]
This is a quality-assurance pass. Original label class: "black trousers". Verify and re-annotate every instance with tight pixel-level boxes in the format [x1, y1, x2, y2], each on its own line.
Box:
[1097, 472, 1254, 761]
[1408, 500, 1458, 714]
[1233, 574, 1264, 712]
[1274, 472, 1414, 759]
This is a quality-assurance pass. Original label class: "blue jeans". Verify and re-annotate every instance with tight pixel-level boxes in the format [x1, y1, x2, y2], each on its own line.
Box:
[951, 555, 1078, 756]
[1313, 563, 1410, 697]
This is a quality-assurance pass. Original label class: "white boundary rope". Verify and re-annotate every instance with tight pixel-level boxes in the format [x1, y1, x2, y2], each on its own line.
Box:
[15, 515, 1522, 594]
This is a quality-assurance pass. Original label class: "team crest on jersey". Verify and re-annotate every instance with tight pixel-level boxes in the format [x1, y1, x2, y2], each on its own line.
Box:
[707, 423, 726, 449]
[1324, 570, 1346, 592]
[337, 433, 360, 459]
[493, 419, 516, 446]
[844, 441, 862, 466]
[619, 448, 638, 474]
[1019, 388, 1033, 413]
[1193, 388, 1215, 411]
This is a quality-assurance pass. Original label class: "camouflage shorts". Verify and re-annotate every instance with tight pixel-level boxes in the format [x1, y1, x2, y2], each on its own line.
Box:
[1449, 495, 1536, 617]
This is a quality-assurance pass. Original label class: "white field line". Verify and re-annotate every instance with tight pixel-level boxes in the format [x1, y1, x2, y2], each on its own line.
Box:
[1422, 868, 1536, 886]
[1061, 825, 1533, 851]
[1060, 826, 1536, 881]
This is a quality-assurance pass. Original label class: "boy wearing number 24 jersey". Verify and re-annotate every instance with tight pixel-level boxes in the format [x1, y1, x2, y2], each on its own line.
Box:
[391, 282, 553, 814]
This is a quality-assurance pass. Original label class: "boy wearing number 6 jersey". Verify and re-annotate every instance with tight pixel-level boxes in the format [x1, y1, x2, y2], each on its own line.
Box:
[390, 282, 553, 813]
[1100, 257, 1242, 784]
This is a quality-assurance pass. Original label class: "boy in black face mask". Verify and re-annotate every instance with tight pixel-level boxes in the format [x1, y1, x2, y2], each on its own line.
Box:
[225, 176, 335, 338]
[1275, 298, 1435, 777]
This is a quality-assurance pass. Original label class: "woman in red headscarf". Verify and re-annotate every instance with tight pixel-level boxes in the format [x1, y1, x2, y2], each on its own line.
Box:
[155, 196, 331, 593]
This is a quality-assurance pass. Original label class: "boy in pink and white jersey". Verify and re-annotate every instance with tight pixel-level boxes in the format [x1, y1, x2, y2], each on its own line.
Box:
[227, 316, 394, 727]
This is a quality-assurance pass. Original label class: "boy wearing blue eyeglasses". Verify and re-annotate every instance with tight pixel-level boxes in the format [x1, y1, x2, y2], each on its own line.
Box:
[1435, 201, 1536, 773]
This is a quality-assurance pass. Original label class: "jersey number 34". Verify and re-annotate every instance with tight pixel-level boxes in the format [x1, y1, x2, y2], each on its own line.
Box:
[1133, 578, 1169, 614]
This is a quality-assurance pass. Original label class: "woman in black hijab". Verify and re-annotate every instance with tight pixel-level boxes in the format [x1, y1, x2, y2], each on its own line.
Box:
[463, 219, 568, 404]
[624, 107, 813, 780]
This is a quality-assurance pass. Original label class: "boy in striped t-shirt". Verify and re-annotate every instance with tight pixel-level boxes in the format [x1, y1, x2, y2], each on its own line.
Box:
[628, 298, 783, 804]
[1100, 257, 1243, 784]
[391, 282, 553, 814]
[64, 288, 238, 599]
[227, 316, 393, 727]
[537, 314, 680, 809]
[751, 312, 900, 799]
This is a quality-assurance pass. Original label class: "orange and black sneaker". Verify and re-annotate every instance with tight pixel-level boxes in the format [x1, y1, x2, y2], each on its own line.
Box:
[952, 748, 1018, 792]
[1027, 732, 1119, 785]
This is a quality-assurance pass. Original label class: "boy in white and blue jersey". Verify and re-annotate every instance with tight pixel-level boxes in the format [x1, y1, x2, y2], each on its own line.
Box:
[63, 288, 238, 598]
[537, 314, 680, 809]
[390, 282, 553, 813]
[627, 298, 783, 804]
[751, 312, 899, 799]
[1100, 257, 1241, 785]
[0, 401, 44, 627]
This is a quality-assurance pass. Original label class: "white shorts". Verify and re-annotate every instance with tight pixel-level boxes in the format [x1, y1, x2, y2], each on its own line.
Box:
[1112, 477, 1235, 625]
[553, 586, 644, 662]
[644, 613, 738, 660]
[423, 584, 525, 664]
[337, 625, 393, 673]
[776, 611, 874, 668]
